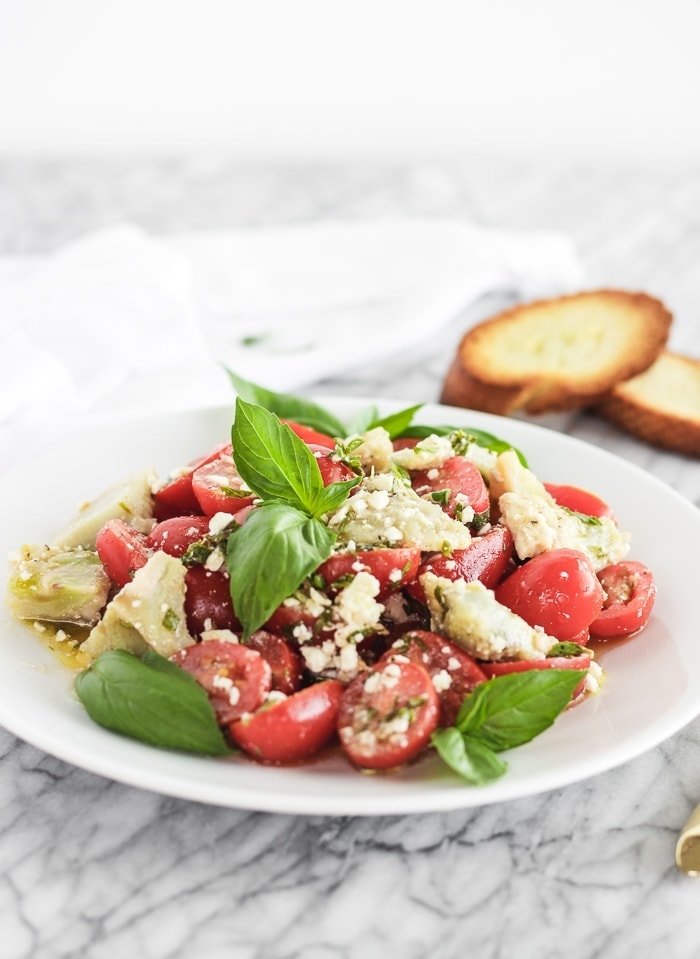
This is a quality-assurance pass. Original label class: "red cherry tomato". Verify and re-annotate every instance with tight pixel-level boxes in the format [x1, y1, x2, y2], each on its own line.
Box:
[544, 483, 614, 520]
[412, 455, 489, 519]
[230, 679, 343, 763]
[147, 515, 211, 557]
[282, 420, 336, 447]
[338, 660, 439, 770]
[246, 631, 304, 695]
[480, 653, 592, 699]
[95, 519, 151, 588]
[407, 526, 514, 605]
[318, 548, 421, 597]
[307, 444, 356, 486]
[171, 641, 271, 724]
[590, 561, 656, 639]
[153, 442, 230, 520]
[495, 549, 605, 642]
[265, 600, 317, 639]
[184, 567, 240, 636]
[392, 437, 420, 451]
[384, 630, 486, 727]
[192, 458, 255, 517]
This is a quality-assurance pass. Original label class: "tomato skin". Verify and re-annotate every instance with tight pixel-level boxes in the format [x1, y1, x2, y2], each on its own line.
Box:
[495, 549, 605, 642]
[338, 660, 439, 770]
[247, 631, 304, 695]
[171, 641, 271, 724]
[230, 679, 344, 763]
[95, 520, 151, 588]
[590, 561, 656, 639]
[307, 444, 356, 487]
[265, 601, 317, 638]
[544, 483, 614, 520]
[192, 458, 255, 517]
[392, 437, 419, 451]
[282, 420, 336, 447]
[383, 630, 486, 727]
[153, 442, 230, 520]
[184, 567, 240, 636]
[147, 515, 211, 558]
[480, 653, 592, 699]
[407, 526, 514, 604]
[412, 456, 490, 518]
[318, 548, 421, 597]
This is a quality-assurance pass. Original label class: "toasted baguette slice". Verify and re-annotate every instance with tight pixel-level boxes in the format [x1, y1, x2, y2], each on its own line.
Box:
[442, 291, 671, 414]
[599, 351, 700, 457]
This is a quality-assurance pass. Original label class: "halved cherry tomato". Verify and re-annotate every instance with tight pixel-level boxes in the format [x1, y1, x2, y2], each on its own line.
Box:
[282, 420, 336, 447]
[338, 660, 439, 770]
[407, 526, 514, 605]
[307, 444, 356, 486]
[318, 547, 421, 597]
[590, 561, 656, 639]
[147, 515, 211, 558]
[544, 483, 614, 520]
[495, 549, 604, 642]
[480, 653, 592, 699]
[412, 456, 490, 519]
[392, 437, 420, 451]
[265, 600, 317, 638]
[184, 567, 240, 635]
[171, 641, 271, 724]
[95, 519, 151, 588]
[153, 442, 230, 520]
[247, 631, 304, 695]
[192, 457, 255, 517]
[383, 630, 486, 726]
[230, 679, 343, 762]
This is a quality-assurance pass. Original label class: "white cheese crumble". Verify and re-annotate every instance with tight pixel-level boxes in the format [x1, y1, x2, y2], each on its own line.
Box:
[432, 669, 453, 692]
[208, 512, 236, 534]
[200, 629, 239, 643]
[204, 548, 225, 572]
[421, 572, 557, 661]
[352, 426, 394, 473]
[490, 451, 629, 572]
[327, 474, 471, 552]
[388, 568, 403, 583]
[391, 434, 454, 471]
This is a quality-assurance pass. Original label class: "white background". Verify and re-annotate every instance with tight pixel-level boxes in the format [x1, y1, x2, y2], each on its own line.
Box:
[0, 0, 698, 164]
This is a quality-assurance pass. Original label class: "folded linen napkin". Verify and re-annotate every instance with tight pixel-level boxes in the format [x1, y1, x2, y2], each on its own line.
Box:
[0, 220, 582, 460]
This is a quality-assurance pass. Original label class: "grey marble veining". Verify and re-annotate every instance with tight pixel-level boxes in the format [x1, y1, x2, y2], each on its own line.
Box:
[1, 160, 699, 959]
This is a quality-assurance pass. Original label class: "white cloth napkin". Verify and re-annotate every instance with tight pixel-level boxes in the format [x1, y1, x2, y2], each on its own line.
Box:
[0, 221, 582, 459]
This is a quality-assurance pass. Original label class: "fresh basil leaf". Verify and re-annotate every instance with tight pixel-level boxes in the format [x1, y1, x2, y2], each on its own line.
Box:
[346, 404, 379, 436]
[432, 727, 507, 785]
[75, 650, 230, 756]
[547, 642, 590, 659]
[399, 423, 528, 467]
[312, 477, 361, 517]
[227, 369, 346, 438]
[456, 669, 586, 751]
[368, 404, 423, 439]
[232, 398, 323, 513]
[227, 502, 335, 638]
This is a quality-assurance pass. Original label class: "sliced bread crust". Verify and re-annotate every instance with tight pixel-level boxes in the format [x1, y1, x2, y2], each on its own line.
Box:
[599, 351, 700, 457]
[446, 290, 671, 414]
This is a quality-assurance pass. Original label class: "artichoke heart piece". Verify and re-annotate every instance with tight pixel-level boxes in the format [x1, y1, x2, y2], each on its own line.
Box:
[51, 470, 156, 550]
[82, 551, 195, 661]
[8, 545, 110, 626]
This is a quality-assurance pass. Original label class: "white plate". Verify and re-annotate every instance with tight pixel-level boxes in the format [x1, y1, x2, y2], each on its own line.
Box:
[1, 399, 699, 816]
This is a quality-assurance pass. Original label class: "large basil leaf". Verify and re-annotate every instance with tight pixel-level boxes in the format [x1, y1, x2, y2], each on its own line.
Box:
[228, 369, 346, 438]
[432, 727, 507, 785]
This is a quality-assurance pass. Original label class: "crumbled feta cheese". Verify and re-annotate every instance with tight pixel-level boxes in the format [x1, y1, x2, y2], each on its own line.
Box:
[432, 669, 453, 692]
[332, 572, 383, 645]
[427, 468, 439, 480]
[200, 629, 239, 643]
[464, 443, 498, 477]
[422, 572, 557, 661]
[208, 512, 236, 534]
[301, 644, 333, 674]
[327, 474, 470, 551]
[265, 690, 288, 705]
[353, 426, 394, 472]
[391, 434, 454, 471]
[584, 660, 605, 695]
[447, 656, 461, 672]
[292, 623, 313, 643]
[203, 617, 213, 631]
[388, 568, 403, 583]
[204, 548, 225, 572]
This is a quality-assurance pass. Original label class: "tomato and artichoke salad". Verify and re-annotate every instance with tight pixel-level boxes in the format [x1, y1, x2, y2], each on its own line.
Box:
[6, 374, 656, 785]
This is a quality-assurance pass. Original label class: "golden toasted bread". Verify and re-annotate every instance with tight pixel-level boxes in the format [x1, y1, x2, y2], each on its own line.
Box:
[441, 291, 672, 414]
[599, 351, 700, 457]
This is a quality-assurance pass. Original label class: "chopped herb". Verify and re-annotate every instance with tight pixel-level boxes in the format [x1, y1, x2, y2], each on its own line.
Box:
[390, 462, 411, 487]
[440, 541, 453, 558]
[429, 489, 451, 507]
[162, 608, 179, 631]
[547, 642, 590, 658]
[220, 485, 252, 498]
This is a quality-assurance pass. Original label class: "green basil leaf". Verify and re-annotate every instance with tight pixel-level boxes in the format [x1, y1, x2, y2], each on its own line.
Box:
[75, 650, 230, 756]
[456, 669, 586, 751]
[432, 727, 507, 785]
[227, 369, 346, 438]
[547, 642, 590, 658]
[232, 398, 323, 513]
[311, 476, 361, 517]
[399, 423, 528, 467]
[227, 502, 335, 638]
[346, 405, 379, 435]
[368, 404, 423, 439]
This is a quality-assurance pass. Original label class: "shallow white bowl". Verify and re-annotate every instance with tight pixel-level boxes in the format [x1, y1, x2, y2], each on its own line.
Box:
[1, 399, 698, 815]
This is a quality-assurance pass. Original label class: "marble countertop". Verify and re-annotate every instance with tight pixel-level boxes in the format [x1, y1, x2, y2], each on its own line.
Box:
[1, 160, 699, 959]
